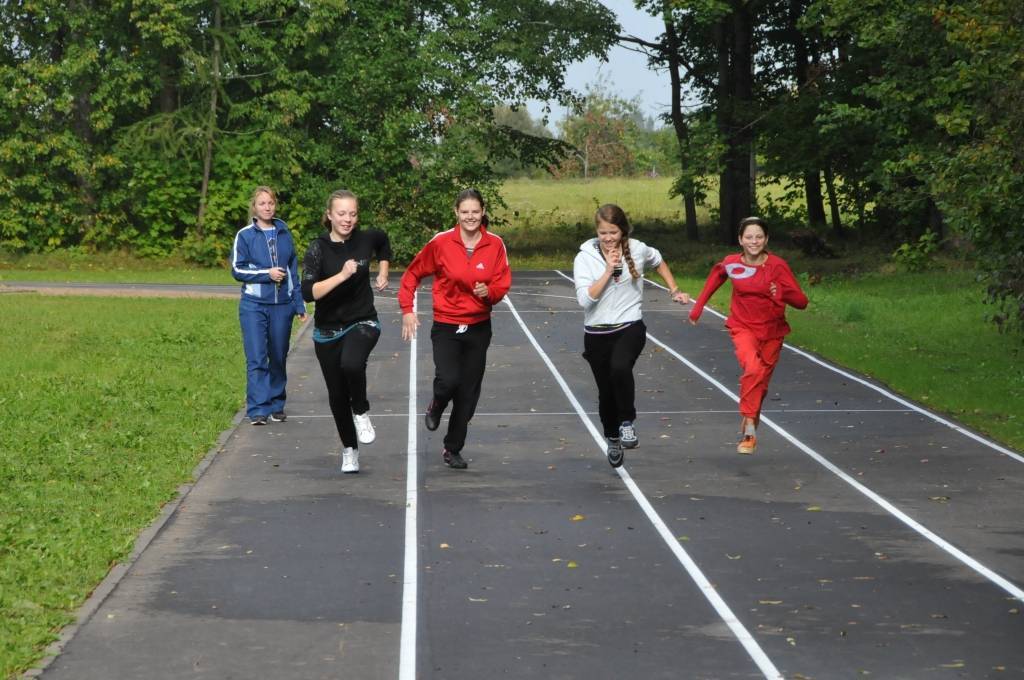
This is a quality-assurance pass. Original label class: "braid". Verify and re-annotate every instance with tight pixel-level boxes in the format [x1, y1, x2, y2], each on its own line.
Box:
[621, 238, 639, 280]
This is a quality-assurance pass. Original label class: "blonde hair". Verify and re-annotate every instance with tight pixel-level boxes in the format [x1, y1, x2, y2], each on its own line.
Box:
[248, 186, 278, 220]
[595, 203, 638, 280]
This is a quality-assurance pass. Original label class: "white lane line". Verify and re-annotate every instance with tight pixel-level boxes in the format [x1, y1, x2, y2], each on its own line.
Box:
[503, 296, 784, 680]
[290, 408, 912, 419]
[553, 270, 1024, 601]
[399, 295, 418, 680]
[637, 272, 1024, 465]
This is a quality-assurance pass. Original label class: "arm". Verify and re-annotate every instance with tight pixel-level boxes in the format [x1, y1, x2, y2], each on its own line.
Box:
[374, 230, 393, 291]
[286, 237, 306, 317]
[484, 239, 512, 304]
[654, 260, 691, 304]
[774, 260, 809, 310]
[398, 242, 436, 341]
[231, 230, 274, 283]
[574, 252, 616, 308]
[688, 262, 728, 324]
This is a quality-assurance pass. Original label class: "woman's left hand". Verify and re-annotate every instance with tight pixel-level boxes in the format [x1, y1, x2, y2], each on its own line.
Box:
[375, 273, 388, 291]
[473, 282, 488, 299]
[769, 281, 778, 298]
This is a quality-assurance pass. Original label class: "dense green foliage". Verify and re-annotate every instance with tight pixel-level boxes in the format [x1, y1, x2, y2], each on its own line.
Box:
[0, 0, 615, 263]
[0, 296, 244, 678]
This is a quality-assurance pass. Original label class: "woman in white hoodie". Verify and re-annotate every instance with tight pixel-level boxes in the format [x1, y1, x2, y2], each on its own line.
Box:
[573, 204, 691, 468]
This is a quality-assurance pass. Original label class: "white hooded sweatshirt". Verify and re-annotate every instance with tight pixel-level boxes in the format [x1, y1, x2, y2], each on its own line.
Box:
[573, 237, 663, 327]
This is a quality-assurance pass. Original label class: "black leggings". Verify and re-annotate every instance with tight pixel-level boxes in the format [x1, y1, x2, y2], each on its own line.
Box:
[314, 323, 381, 449]
[582, 320, 647, 439]
[431, 319, 492, 454]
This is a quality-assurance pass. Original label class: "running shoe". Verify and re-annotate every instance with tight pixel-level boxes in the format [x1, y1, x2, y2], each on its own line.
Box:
[442, 448, 468, 469]
[424, 399, 443, 431]
[341, 447, 360, 473]
[270, 411, 287, 422]
[354, 412, 376, 444]
[737, 435, 757, 455]
[606, 437, 624, 468]
[619, 421, 638, 449]
[251, 415, 268, 426]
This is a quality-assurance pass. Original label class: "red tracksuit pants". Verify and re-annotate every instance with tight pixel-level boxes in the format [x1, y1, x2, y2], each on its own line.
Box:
[730, 328, 783, 420]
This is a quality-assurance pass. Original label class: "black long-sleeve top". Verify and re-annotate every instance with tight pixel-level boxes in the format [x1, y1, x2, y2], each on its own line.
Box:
[301, 229, 393, 330]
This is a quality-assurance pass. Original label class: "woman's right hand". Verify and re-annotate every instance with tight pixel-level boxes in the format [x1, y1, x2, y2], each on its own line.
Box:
[401, 312, 420, 341]
[605, 249, 621, 274]
[340, 259, 359, 279]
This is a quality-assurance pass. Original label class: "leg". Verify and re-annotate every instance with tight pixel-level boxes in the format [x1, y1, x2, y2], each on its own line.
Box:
[340, 323, 381, 415]
[444, 320, 492, 455]
[430, 322, 461, 413]
[755, 337, 784, 421]
[607, 321, 647, 425]
[730, 328, 770, 422]
[266, 304, 295, 415]
[314, 339, 358, 449]
[239, 299, 271, 418]
[583, 332, 619, 439]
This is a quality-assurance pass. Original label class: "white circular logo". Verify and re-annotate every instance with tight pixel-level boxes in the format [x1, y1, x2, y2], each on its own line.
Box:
[725, 262, 757, 280]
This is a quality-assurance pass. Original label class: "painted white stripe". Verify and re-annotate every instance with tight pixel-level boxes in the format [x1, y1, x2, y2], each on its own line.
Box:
[289, 408, 912, 419]
[399, 294, 418, 680]
[503, 296, 784, 680]
[636, 272, 1024, 465]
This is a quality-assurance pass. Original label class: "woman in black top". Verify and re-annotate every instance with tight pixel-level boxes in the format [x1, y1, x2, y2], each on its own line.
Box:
[301, 189, 392, 473]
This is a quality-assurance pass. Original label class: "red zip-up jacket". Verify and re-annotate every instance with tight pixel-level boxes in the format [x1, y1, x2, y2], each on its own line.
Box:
[689, 252, 808, 340]
[398, 225, 512, 325]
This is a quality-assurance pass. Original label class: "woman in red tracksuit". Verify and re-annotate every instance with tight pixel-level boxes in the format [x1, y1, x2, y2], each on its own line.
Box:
[689, 217, 808, 454]
[399, 188, 512, 470]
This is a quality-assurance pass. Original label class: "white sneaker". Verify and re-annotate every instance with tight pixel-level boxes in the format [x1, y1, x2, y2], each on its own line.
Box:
[341, 447, 360, 473]
[353, 412, 376, 444]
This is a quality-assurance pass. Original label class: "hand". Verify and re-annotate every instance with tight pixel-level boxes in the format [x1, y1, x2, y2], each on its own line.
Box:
[401, 312, 420, 341]
[473, 281, 488, 299]
[375, 272, 388, 291]
[341, 259, 359, 279]
[269, 267, 286, 282]
[670, 290, 691, 305]
[688, 317, 698, 326]
[605, 249, 621, 274]
[769, 281, 778, 297]
[296, 313, 307, 323]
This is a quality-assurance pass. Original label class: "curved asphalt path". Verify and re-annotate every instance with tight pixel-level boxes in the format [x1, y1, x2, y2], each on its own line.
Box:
[28, 273, 1024, 679]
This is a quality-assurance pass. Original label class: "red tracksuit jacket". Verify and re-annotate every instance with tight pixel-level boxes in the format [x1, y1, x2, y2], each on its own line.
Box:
[398, 225, 512, 325]
[689, 252, 808, 340]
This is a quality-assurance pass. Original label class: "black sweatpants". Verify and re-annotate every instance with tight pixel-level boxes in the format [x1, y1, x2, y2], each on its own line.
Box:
[582, 320, 647, 439]
[314, 323, 381, 449]
[430, 319, 492, 454]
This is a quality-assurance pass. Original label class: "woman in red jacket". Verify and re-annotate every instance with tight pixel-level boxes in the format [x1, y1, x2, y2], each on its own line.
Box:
[399, 188, 512, 469]
[689, 217, 808, 454]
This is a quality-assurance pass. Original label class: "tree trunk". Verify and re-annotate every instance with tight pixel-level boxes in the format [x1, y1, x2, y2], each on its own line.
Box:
[804, 171, 827, 228]
[823, 166, 844, 238]
[664, 11, 699, 240]
[196, 2, 222, 238]
[716, 4, 755, 244]
[790, 0, 826, 229]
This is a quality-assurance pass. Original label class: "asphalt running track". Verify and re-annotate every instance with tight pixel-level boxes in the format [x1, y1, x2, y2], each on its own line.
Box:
[35, 272, 1024, 679]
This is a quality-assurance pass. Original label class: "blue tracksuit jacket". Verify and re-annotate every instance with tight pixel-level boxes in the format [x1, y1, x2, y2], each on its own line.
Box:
[231, 218, 306, 315]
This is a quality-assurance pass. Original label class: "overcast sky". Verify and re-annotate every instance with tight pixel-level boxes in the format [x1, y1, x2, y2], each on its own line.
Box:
[525, 1, 670, 130]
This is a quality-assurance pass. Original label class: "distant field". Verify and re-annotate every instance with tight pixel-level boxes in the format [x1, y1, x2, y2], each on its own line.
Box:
[493, 177, 706, 226]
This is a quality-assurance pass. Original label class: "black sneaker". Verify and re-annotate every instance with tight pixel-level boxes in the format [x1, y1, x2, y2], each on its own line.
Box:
[424, 399, 443, 431]
[251, 415, 268, 426]
[619, 421, 638, 449]
[442, 448, 468, 469]
[606, 437, 624, 468]
[270, 411, 287, 422]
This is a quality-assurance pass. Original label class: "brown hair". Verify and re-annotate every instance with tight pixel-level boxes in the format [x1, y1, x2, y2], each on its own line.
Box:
[738, 216, 768, 238]
[322, 189, 359, 230]
[248, 185, 277, 220]
[595, 203, 638, 280]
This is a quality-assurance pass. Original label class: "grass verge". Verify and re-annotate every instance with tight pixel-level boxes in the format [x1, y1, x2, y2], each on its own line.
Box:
[0, 295, 245, 677]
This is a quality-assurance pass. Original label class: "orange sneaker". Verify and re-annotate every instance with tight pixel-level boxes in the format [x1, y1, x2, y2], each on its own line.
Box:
[737, 434, 757, 455]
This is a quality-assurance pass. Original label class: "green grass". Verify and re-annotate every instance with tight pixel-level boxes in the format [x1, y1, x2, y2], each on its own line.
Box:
[0, 295, 245, 678]
[0, 250, 229, 285]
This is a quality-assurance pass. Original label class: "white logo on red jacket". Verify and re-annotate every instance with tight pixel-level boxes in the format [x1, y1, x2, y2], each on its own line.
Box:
[725, 262, 757, 279]
[476, 262, 485, 270]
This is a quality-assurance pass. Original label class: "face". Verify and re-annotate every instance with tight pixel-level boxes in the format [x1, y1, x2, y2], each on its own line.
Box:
[596, 219, 623, 251]
[455, 199, 484, 232]
[739, 224, 768, 258]
[327, 197, 359, 238]
[254, 192, 276, 223]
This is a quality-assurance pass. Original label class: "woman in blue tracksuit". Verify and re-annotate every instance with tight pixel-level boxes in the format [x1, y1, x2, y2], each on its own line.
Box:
[231, 185, 307, 425]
